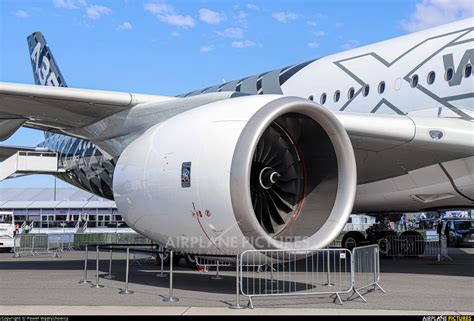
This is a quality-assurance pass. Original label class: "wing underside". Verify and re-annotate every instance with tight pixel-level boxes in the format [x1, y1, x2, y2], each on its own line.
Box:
[0, 82, 174, 132]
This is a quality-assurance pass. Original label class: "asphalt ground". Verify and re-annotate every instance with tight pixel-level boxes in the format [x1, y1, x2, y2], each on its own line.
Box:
[0, 247, 472, 315]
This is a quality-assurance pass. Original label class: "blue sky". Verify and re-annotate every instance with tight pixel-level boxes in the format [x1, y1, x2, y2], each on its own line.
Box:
[1, 0, 472, 188]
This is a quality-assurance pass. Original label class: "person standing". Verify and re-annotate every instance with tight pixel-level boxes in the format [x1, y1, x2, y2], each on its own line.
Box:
[444, 221, 451, 247]
[24, 223, 30, 234]
[436, 220, 443, 245]
[401, 214, 407, 231]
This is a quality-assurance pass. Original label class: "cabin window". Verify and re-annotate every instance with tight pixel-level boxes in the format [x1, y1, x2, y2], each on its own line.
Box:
[378, 81, 385, 94]
[320, 93, 327, 105]
[411, 74, 419, 88]
[362, 84, 370, 97]
[445, 68, 454, 81]
[427, 71, 436, 85]
[334, 90, 340, 102]
[464, 64, 472, 78]
[347, 87, 355, 99]
[308, 95, 314, 101]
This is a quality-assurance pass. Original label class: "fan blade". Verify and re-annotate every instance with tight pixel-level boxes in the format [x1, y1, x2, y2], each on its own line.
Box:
[265, 148, 284, 168]
[273, 150, 294, 172]
[260, 136, 274, 163]
[273, 185, 298, 203]
[283, 117, 303, 141]
[260, 195, 275, 233]
[275, 179, 299, 193]
[255, 193, 263, 224]
[266, 151, 289, 169]
[256, 139, 266, 163]
[265, 191, 286, 225]
[279, 165, 299, 181]
[269, 189, 293, 213]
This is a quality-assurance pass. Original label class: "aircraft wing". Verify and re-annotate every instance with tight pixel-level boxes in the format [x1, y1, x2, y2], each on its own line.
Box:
[0, 82, 176, 132]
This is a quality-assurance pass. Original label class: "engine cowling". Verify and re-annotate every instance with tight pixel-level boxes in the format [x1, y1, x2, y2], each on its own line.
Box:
[113, 95, 356, 256]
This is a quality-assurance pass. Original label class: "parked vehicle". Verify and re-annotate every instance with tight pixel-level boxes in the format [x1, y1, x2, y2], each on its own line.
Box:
[445, 219, 474, 247]
[338, 214, 427, 256]
[0, 211, 15, 252]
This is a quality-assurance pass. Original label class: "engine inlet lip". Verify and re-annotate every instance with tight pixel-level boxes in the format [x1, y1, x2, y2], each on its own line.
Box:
[230, 96, 357, 252]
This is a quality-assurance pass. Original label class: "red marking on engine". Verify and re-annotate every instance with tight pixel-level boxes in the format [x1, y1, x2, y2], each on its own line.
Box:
[192, 202, 219, 250]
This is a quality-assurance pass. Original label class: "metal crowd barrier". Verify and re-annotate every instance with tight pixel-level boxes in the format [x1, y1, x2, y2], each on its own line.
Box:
[239, 248, 353, 307]
[13, 233, 154, 258]
[349, 244, 384, 302]
[80, 245, 244, 308]
[75, 243, 382, 309]
[380, 234, 452, 261]
[13, 234, 49, 257]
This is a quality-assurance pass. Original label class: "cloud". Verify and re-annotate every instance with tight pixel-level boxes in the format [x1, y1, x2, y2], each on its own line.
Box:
[86, 5, 111, 19]
[117, 21, 132, 30]
[342, 40, 360, 50]
[232, 40, 256, 48]
[158, 14, 195, 28]
[401, 0, 474, 32]
[236, 11, 249, 19]
[308, 42, 320, 49]
[272, 12, 299, 23]
[199, 8, 226, 25]
[52, 0, 80, 9]
[171, 31, 180, 37]
[145, 2, 195, 28]
[216, 27, 244, 39]
[200, 46, 215, 53]
[144, 3, 174, 15]
[234, 11, 249, 27]
[307, 21, 317, 27]
[247, 4, 259, 11]
[314, 30, 326, 37]
[15, 10, 30, 18]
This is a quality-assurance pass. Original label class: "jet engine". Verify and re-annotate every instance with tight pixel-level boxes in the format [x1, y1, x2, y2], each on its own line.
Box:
[113, 95, 356, 256]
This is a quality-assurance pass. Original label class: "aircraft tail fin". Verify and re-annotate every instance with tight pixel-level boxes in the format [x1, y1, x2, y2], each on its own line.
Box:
[27, 32, 67, 139]
[27, 32, 67, 88]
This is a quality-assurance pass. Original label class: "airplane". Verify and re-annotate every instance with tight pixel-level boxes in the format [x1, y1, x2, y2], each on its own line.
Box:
[0, 18, 472, 256]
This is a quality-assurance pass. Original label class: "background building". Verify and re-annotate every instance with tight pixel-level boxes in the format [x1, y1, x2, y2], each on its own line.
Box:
[0, 187, 119, 228]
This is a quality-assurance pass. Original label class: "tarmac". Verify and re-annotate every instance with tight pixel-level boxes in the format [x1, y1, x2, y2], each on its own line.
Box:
[0, 247, 472, 315]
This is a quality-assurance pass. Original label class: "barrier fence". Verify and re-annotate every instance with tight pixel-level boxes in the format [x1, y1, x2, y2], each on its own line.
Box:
[13, 233, 153, 257]
[240, 248, 354, 307]
[350, 244, 384, 302]
[379, 234, 451, 261]
[13, 234, 53, 257]
[74, 244, 383, 309]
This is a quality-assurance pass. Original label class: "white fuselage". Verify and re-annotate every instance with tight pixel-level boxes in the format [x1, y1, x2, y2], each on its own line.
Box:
[282, 18, 473, 120]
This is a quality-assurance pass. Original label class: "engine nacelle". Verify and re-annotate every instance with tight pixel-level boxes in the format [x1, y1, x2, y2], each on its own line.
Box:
[113, 95, 356, 256]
